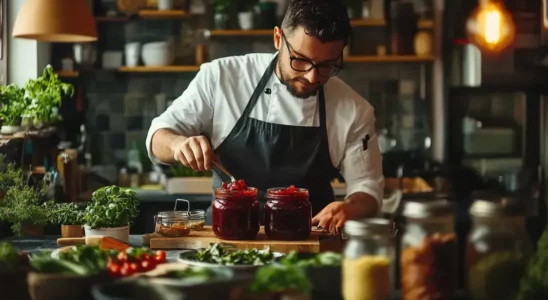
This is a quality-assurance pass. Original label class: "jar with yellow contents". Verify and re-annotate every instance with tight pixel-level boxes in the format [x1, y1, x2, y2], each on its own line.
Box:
[342, 219, 394, 300]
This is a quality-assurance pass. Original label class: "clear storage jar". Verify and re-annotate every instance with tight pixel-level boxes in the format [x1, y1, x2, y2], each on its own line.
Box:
[188, 210, 206, 230]
[400, 200, 458, 300]
[154, 211, 190, 237]
[466, 198, 533, 300]
[342, 218, 394, 300]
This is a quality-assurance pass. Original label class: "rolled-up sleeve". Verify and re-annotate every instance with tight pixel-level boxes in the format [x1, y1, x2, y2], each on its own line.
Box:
[146, 62, 217, 164]
[340, 103, 385, 211]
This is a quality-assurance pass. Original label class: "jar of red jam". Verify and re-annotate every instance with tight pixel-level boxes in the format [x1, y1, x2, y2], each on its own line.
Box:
[212, 180, 260, 240]
[265, 186, 312, 240]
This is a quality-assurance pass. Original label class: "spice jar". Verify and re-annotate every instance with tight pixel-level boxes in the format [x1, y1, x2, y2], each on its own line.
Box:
[400, 200, 457, 300]
[212, 181, 260, 240]
[342, 219, 393, 300]
[264, 186, 312, 240]
[466, 198, 533, 300]
[188, 210, 206, 230]
[154, 211, 190, 237]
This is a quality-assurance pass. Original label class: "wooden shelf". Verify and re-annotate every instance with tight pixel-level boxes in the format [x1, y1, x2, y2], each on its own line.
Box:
[209, 29, 273, 37]
[96, 16, 129, 22]
[418, 20, 434, 29]
[138, 10, 188, 18]
[350, 19, 386, 27]
[345, 55, 434, 63]
[118, 65, 201, 72]
[56, 71, 79, 77]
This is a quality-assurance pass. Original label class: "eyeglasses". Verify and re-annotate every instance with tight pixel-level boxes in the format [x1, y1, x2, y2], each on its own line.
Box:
[281, 32, 343, 78]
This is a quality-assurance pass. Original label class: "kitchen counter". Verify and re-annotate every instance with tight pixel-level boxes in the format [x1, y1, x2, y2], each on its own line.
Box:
[6, 235, 183, 262]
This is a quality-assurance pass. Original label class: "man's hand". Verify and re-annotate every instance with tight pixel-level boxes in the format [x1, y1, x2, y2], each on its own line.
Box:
[312, 201, 358, 234]
[170, 135, 215, 171]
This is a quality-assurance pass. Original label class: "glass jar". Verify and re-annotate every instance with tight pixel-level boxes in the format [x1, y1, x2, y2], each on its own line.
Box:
[154, 211, 190, 237]
[466, 198, 533, 300]
[264, 187, 312, 240]
[400, 200, 457, 300]
[342, 219, 394, 300]
[212, 187, 260, 240]
[188, 210, 206, 230]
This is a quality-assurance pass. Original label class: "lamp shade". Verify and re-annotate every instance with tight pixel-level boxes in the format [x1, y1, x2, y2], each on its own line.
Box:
[12, 0, 97, 42]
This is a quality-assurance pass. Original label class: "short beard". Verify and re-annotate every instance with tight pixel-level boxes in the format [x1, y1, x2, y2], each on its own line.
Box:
[277, 59, 320, 99]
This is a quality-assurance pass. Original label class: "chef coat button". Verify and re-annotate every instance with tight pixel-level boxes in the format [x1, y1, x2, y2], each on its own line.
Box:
[265, 88, 271, 94]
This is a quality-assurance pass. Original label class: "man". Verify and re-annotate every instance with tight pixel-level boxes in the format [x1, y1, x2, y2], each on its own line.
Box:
[146, 0, 384, 234]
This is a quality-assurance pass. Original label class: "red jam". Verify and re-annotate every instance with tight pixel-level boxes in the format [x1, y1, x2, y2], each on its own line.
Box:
[212, 180, 260, 240]
[264, 186, 312, 241]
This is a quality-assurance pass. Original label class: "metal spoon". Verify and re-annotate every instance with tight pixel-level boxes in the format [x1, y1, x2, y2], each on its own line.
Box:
[212, 161, 236, 183]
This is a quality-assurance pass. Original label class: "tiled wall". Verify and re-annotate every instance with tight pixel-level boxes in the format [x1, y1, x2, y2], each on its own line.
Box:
[82, 22, 428, 168]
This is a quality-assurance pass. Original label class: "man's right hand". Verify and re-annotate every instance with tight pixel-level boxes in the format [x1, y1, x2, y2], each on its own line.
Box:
[170, 135, 215, 171]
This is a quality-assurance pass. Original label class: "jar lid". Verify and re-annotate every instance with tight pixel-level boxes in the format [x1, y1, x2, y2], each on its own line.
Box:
[157, 211, 188, 218]
[470, 198, 522, 217]
[344, 218, 392, 237]
[402, 200, 454, 219]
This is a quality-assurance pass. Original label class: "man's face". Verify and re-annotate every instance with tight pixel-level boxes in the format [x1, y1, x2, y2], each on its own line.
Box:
[275, 27, 344, 99]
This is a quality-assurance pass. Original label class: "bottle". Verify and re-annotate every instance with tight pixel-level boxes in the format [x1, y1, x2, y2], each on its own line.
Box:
[127, 141, 143, 174]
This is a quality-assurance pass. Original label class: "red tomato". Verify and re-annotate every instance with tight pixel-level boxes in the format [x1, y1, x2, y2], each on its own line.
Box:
[129, 262, 140, 273]
[141, 260, 154, 271]
[108, 264, 121, 278]
[155, 250, 166, 263]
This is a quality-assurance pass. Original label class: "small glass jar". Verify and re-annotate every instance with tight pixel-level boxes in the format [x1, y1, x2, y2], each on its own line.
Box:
[188, 210, 206, 230]
[264, 187, 312, 240]
[342, 219, 394, 300]
[212, 187, 260, 240]
[400, 200, 457, 300]
[466, 198, 533, 300]
[154, 211, 190, 237]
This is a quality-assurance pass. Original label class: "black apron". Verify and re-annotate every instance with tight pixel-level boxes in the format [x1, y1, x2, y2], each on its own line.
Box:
[206, 54, 338, 224]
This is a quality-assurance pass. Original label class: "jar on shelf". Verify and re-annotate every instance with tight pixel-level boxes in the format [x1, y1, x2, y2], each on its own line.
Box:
[212, 186, 260, 240]
[400, 200, 457, 300]
[342, 218, 394, 300]
[154, 211, 190, 237]
[264, 186, 312, 240]
[466, 198, 533, 300]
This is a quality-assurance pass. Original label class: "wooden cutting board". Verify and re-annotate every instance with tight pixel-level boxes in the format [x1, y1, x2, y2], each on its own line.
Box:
[148, 226, 343, 253]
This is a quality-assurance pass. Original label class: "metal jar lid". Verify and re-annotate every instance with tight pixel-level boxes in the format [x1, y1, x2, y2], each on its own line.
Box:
[402, 200, 454, 219]
[157, 211, 188, 218]
[470, 198, 522, 218]
[344, 218, 392, 237]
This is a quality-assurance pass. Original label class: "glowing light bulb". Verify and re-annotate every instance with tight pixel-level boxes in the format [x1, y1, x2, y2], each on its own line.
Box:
[466, 1, 515, 53]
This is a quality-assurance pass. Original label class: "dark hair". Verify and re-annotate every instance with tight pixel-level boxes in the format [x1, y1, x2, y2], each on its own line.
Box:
[281, 0, 351, 44]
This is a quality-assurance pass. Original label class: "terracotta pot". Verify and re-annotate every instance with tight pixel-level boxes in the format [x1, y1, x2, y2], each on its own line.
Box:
[61, 225, 83, 238]
[27, 272, 109, 300]
[21, 223, 44, 237]
[0, 269, 30, 300]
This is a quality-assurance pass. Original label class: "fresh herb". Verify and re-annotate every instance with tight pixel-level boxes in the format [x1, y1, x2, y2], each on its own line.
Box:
[24, 65, 74, 123]
[44, 202, 85, 225]
[250, 264, 310, 295]
[0, 241, 20, 271]
[29, 245, 111, 276]
[83, 185, 139, 229]
[161, 267, 218, 281]
[193, 243, 276, 266]
[0, 84, 29, 126]
[0, 154, 25, 191]
[280, 251, 342, 267]
[516, 231, 548, 300]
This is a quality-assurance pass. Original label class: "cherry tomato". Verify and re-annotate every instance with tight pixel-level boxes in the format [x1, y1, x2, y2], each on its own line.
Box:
[108, 263, 122, 278]
[117, 252, 128, 262]
[120, 267, 133, 277]
[141, 260, 154, 272]
[129, 262, 141, 273]
[154, 250, 166, 263]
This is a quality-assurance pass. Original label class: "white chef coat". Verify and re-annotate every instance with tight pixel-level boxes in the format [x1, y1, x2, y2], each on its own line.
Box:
[146, 53, 385, 209]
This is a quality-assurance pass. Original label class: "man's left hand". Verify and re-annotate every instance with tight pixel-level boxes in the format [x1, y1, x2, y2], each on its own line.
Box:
[312, 201, 359, 235]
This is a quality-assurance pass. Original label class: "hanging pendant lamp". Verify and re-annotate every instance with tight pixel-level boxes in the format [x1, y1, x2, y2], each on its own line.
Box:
[12, 0, 97, 42]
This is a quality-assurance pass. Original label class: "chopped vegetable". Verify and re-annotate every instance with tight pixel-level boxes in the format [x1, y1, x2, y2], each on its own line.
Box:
[107, 247, 166, 278]
[29, 245, 111, 275]
[161, 267, 218, 281]
[193, 243, 276, 265]
[250, 264, 310, 295]
[280, 251, 342, 267]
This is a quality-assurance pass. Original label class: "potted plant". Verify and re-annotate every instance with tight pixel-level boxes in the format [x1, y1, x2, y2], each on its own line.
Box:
[83, 186, 139, 243]
[236, 0, 257, 30]
[0, 156, 50, 237]
[212, 0, 230, 29]
[0, 84, 28, 135]
[47, 202, 85, 238]
[165, 163, 213, 194]
[24, 65, 74, 129]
